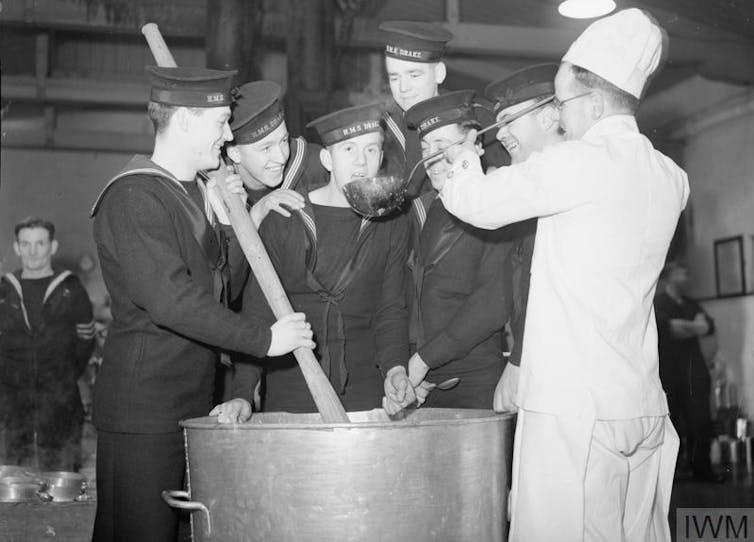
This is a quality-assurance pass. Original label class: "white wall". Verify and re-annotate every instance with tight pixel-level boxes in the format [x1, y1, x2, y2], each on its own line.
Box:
[682, 91, 754, 418]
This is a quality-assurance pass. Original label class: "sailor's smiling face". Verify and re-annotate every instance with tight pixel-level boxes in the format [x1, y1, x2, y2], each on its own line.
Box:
[421, 123, 468, 191]
[229, 122, 291, 189]
[186, 106, 233, 171]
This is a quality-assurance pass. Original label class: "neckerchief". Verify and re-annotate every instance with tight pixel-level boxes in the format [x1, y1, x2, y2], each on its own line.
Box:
[294, 197, 375, 393]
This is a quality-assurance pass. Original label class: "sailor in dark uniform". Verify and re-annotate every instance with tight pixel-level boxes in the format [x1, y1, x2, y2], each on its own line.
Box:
[90, 66, 314, 542]
[222, 80, 330, 407]
[244, 103, 410, 413]
[226, 80, 329, 227]
[383, 90, 511, 411]
[378, 20, 453, 199]
[482, 64, 564, 411]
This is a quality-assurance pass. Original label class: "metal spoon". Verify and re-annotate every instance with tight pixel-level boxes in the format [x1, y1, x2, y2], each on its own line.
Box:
[431, 377, 460, 391]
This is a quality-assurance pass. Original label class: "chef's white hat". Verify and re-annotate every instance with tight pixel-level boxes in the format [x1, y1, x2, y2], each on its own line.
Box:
[562, 8, 662, 98]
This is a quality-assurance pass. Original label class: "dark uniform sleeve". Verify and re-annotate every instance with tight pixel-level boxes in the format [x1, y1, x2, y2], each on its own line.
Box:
[374, 215, 411, 373]
[68, 276, 96, 375]
[99, 183, 271, 356]
[418, 231, 511, 368]
[689, 298, 716, 336]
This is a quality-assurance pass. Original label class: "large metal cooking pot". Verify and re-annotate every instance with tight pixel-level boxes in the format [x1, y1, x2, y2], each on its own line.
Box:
[164, 408, 514, 542]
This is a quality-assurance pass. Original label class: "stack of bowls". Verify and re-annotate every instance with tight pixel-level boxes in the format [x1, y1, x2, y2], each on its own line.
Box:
[37, 471, 89, 502]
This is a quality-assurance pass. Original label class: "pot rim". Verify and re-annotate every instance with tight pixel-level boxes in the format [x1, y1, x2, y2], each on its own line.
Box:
[38, 471, 86, 480]
[180, 408, 515, 431]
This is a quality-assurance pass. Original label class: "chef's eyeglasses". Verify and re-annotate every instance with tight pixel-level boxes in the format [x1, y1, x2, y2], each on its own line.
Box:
[552, 91, 592, 110]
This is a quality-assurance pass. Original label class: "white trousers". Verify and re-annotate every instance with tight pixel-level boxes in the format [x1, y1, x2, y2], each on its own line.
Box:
[509, 409, 679, 542]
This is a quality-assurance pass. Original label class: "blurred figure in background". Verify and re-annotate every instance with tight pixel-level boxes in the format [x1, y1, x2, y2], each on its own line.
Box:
[0, 217, 95, 471]
[655, 261, 723, 483]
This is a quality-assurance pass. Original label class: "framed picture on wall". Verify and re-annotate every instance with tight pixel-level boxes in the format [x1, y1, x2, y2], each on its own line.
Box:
[714, 235, 746, 297]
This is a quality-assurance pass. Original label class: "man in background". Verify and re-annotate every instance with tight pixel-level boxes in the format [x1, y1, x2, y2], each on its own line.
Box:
[0, 217, 95, 471]
[378, 20, 452, 197]
[655, 261, 722, 483]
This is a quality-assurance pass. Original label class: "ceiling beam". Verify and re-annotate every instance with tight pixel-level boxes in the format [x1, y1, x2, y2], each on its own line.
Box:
[346, 18, 754, 85]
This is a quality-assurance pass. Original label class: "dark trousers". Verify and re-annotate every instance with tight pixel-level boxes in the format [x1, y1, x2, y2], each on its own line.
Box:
[93, 430, 188, 542]
[667, 374, 714, 477]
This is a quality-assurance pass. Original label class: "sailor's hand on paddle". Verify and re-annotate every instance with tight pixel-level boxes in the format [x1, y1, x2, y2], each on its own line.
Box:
[211, 398, 252, 424]
[382, 366, 417, 415]
[250, 189, 305, 228]
[268, 312, 315, 357]
[206, 166, 248, 225]
[403, 353, 431, 406]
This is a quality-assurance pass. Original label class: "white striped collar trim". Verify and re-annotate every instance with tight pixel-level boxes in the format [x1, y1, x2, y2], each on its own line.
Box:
[281, 137, 306, 190]
[383, 112, 406, 151]
[91, 167, 188, 217]
[3, 273, 30, 330]
[412, 198, 427, 229]
[43, 270, 72, 304]
[298, 209, 372, 243]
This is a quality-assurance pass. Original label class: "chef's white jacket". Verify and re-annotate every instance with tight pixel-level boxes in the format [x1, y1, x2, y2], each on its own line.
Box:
[440, 115, 689, 419]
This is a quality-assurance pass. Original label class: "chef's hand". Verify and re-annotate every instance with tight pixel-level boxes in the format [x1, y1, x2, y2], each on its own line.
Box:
[250, 189, 305, 228]
[210, 398, 252, 424]
[206, 166, 248, 225]
[493, 363, 520, 412]
[382, 366, 417, 415]
[443, 129, 480, 165]
[268, 313, 315, 356]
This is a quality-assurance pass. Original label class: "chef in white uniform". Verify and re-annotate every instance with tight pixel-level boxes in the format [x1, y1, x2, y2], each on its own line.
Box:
[438, 9, 687, 542]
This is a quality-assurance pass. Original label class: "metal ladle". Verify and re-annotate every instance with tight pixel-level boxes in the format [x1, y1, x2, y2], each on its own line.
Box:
[343, 95, 556, 218]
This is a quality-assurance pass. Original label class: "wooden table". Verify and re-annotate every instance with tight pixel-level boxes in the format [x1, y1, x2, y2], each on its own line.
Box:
[0, 499, 96, 541]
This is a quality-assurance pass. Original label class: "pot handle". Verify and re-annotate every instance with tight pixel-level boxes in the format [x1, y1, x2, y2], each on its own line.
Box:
[161, 490, 211, 538]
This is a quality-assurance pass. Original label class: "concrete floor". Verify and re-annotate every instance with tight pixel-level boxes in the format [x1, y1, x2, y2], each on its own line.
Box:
[670, 462, 753, 541]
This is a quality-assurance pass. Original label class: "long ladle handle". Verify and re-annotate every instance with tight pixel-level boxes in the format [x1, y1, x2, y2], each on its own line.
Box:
[405, 95, 555, 183]
[210, 169, 350, 423]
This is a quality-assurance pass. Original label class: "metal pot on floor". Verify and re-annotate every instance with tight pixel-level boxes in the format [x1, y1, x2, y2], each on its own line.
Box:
[163, 408, 515, 542]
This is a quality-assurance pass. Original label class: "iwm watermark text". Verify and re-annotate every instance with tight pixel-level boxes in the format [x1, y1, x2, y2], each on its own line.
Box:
[678, 508, 753, 541]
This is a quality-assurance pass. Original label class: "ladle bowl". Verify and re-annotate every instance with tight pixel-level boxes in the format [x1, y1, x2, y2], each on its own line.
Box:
[342, 175, 407, 218]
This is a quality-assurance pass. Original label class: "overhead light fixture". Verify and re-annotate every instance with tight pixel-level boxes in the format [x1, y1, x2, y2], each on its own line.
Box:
[558, 0, 616, 19]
